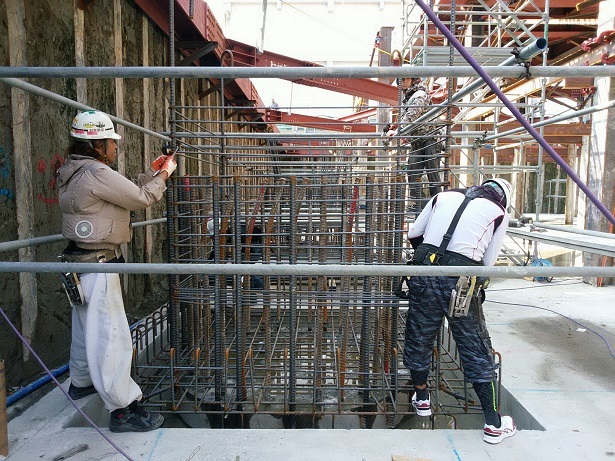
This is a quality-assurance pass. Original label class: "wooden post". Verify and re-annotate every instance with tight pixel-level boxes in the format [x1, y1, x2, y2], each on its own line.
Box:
[565, 144, 578, 225]
[74, 0, 87, 104]
[113, 0, 129, 288]
[0, 360, 8, 456]
[142, 15, 154, 265]
[7, 0, 37, 362]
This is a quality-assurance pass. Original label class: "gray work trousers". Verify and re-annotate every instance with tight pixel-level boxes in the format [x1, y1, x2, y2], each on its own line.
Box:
[406, 137, 441, 205]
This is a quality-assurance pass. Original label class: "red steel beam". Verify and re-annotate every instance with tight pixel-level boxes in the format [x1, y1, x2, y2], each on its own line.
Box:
[266, 110, 377, 133]
[226, 39, 399, 105]
[339, 108, 378, 122]
[133, 1, 395, 127]
[134, 0, 265, 117]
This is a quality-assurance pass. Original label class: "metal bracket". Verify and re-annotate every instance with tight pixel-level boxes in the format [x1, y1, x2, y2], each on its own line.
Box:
[511, 47, 532, 79]
[473, 130, 488, 150]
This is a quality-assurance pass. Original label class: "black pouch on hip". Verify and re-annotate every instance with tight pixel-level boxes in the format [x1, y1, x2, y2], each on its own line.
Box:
[58, 255, 85, 306]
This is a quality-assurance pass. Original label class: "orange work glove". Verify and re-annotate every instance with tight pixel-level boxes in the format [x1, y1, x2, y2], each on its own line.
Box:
[151, 155, 168, 171]
[160, 156, 177, 177]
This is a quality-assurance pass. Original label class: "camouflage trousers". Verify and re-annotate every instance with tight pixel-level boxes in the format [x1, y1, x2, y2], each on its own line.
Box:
[402, 275, 496, 383]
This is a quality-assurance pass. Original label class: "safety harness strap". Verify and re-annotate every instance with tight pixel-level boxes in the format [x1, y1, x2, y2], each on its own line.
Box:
[434, 196, 473, 262]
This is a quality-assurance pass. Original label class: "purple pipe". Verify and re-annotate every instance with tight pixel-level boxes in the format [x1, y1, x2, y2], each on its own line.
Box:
[414, 0, 615, 227]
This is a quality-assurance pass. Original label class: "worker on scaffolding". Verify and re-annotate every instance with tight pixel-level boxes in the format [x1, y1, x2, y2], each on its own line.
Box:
[57, 110, 176, 432]
[402, 178, 517, 445]
[386, 68, 442, 213]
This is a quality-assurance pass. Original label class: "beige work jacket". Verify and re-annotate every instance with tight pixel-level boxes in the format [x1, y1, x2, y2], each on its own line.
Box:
[56, 155, 166, 250]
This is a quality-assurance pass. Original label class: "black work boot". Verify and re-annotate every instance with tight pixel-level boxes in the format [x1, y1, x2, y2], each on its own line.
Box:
[109, 401, 164, 433]
[68, 383, 98, 400]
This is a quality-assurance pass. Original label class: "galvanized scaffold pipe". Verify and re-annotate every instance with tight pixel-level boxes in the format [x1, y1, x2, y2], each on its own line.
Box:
[0, 78, 170, 142]
[413, 0, 615, 227]
[483, 98, 615, 142]
[0, 218, 167, 253]
[1, 261, 613, 278]
[3, 66, 615, 79]
[401, 39, 548, 135]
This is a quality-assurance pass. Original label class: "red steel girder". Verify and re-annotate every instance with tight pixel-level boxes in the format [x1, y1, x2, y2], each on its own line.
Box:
[134, 1, 397, 106]
[227, 39, 398, 105]
[266, 110, 377, 133]
[133, 0, 267, 124]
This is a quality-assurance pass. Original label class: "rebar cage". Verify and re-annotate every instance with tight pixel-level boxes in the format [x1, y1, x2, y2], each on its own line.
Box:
[130, 102, 500, 429]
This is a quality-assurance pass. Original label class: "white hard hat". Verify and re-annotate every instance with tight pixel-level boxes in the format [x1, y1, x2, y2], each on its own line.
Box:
[70, 110, 121, 140]
[482, 178, 512, 208]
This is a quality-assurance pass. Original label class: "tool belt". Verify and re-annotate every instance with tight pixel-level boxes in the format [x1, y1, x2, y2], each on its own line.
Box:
[411, 244, 483, 267]
[62, 247, 122, 264]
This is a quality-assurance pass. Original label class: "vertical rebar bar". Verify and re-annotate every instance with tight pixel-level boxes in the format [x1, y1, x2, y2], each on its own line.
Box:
[360, 175, 374, 428]
[233, 177, 245, 414]
[212, 176, 224, 428]
[288, 176, 298, 428]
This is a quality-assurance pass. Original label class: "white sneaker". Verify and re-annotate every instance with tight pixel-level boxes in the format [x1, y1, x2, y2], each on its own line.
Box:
[411, 392, 431, 417]
[483, 415, 517, 444]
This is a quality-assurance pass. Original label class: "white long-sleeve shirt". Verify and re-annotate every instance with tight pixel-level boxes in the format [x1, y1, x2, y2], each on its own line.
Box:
[407, 190, 509, 266]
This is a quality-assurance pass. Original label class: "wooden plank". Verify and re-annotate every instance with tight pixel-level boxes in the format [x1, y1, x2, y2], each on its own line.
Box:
[143, 15, 154, 265]
[114, 0, 128, 286]
[7, 0, 37, 362]
[74, 0, 87, 104]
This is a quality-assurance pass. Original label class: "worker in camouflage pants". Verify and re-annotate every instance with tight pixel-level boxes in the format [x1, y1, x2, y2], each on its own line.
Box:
[403, 275, 495, 382]
[403, 178, 517, 445]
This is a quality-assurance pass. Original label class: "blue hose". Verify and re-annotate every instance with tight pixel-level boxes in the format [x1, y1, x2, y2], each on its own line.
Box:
[7, 364, 69, 406]
[6, 318, 146, 406]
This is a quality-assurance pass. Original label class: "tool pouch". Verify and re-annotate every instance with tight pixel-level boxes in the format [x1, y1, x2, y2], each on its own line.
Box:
[58, 256, 85, 307]
[448, 275, 476, 317]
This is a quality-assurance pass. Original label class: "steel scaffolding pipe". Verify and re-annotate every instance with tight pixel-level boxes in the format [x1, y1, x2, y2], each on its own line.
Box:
[414, 0, 615, 227]
[532, 222, 615, 240]
[0, 78, 171, 142]
[0, 218, 167, 253]
[483, 98, 615, 142]
[1, 262, 614, 278]
[3, 66, 615, 79]
[402, 38, 548, 136]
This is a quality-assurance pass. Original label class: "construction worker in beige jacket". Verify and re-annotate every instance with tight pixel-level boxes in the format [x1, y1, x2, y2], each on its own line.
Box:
[56, 110, 176, 432]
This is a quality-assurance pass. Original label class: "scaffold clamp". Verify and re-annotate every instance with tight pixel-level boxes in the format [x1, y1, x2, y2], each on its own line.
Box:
[511, 47, 532, 79]
[473, 131, 488, 149]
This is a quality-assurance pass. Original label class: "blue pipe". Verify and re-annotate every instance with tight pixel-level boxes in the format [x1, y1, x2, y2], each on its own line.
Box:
[7, 364, 69, 406]
[7, 318, 144, 406]
[414, 0, 615, 227]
